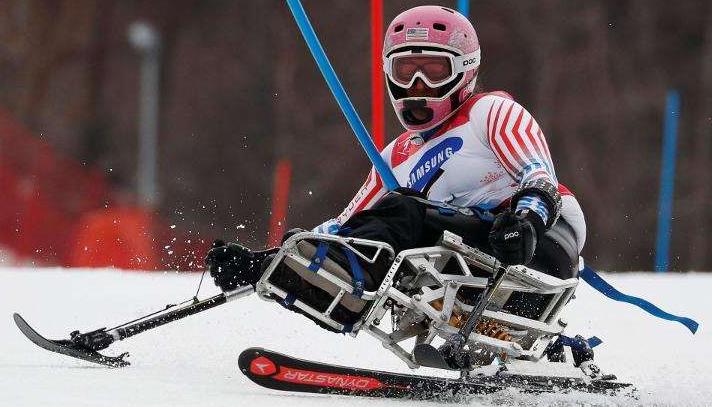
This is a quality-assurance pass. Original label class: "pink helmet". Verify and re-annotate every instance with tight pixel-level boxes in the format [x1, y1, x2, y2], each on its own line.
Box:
[383, 6, 481, 132]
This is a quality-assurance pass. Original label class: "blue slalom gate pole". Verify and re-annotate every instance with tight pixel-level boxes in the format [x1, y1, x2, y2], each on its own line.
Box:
[285, 0, 400, 191]
[654, 90, 681, 272]
[457, 0, 470, 17]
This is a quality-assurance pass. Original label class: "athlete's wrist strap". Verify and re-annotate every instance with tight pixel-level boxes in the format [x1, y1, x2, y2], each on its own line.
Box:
[511, 179, 562, 229]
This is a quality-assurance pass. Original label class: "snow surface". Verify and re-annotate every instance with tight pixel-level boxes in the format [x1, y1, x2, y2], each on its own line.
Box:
[1, 268, 710, 407]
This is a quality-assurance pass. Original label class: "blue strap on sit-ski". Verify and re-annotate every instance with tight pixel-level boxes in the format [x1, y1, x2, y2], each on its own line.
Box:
[580, 265, 699, 334]
[308, 242, 330, 272]
[307, 241, 365, 297]
[341, 247, 366, 298]
[557, 334, 602, 349]
[280, 292, 297, 308]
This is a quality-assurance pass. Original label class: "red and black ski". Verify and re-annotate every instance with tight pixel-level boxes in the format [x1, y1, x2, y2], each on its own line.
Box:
[238, 347, 634, 400]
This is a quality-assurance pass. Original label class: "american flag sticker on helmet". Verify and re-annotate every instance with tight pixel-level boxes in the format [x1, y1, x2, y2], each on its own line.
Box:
[406, 27, 429, 41]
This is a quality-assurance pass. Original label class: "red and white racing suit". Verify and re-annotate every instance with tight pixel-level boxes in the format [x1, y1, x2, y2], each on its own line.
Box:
[326, 91, 586, 252]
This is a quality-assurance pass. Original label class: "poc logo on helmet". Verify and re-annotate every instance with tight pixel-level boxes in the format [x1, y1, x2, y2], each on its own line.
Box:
[504, 231, 520, 240]
[463, 57, 478, 66]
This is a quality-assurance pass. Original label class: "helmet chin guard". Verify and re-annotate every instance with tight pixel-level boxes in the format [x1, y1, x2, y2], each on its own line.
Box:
[401, 100, 434, 127]
[383, 6, 481, 132]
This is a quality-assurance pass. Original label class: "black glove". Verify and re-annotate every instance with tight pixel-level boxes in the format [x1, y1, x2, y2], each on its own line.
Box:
[488, 210, 544, 265]
[205, 240, 268, 291]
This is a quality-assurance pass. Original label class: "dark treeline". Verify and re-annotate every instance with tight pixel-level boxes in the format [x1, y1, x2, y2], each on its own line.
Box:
[0, 0, 710, 271]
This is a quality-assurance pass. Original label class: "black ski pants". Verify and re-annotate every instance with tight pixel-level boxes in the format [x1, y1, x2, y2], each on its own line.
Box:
[341, 191, 580, 319]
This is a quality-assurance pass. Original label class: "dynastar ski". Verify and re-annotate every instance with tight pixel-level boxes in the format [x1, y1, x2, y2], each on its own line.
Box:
[238, 347, 634, 401]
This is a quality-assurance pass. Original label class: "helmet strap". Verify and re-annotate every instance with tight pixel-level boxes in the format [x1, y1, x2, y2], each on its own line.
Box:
[457, 74, 478, 103]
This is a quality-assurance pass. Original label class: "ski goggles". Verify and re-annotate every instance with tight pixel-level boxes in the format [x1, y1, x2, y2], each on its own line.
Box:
[383, 49, 481, 89]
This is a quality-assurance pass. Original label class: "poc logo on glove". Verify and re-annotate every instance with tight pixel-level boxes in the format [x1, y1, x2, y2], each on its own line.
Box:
[504, 231, 520, 240]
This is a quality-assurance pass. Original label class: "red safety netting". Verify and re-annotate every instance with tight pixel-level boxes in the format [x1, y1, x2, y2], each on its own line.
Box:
[0, 109, 204, 270]
[0, 109, 109, 265]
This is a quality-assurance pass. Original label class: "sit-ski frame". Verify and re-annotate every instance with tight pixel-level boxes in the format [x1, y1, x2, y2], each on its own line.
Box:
[256, 230, 580, 370]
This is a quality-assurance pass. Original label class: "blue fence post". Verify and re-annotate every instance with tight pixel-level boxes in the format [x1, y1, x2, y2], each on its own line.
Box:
[457, 0, 469, 16]
[654, 90, 681, 272]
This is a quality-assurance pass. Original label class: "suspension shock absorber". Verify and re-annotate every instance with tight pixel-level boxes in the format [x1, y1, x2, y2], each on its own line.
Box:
[474, 320, 512, 342]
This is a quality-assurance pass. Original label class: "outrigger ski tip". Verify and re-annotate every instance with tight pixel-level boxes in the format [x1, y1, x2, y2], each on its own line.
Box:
[12, 313, 130, 368]
[12, 290, 249, 369]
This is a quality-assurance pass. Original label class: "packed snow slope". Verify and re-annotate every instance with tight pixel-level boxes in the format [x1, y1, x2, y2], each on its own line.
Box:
[1, 268, 709, 407]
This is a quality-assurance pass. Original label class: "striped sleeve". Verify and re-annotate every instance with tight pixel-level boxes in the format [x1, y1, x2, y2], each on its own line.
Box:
[335, 166, 388, 225]
[482, 96, 558, 223]
[485, 97, 557, 184]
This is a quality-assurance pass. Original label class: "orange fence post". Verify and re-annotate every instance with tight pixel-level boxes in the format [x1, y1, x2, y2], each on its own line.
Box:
[267, 159, 292, 247]
[69, 206, 158, 270]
